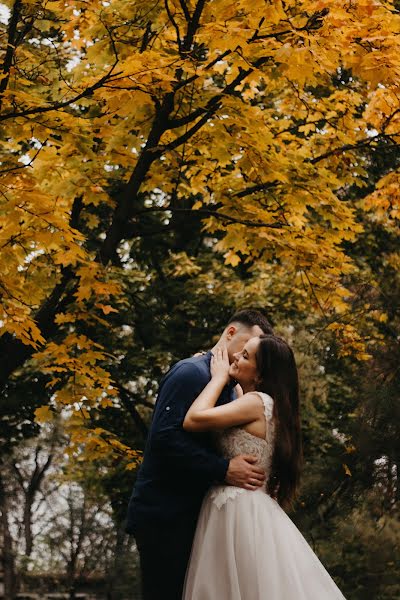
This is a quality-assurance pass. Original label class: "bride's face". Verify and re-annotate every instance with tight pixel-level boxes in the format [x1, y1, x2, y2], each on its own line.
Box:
[229, 336, 260, 391]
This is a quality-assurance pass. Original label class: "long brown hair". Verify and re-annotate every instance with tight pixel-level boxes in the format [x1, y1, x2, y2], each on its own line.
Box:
[255, 334, 302, 508]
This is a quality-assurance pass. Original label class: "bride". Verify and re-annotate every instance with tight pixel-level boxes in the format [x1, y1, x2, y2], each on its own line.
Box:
[182, 334, 346, 599]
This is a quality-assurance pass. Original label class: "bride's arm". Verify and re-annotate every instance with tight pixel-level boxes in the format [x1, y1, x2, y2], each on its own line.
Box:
[183, 347, 262, 432]
[183, 394, 262, 432]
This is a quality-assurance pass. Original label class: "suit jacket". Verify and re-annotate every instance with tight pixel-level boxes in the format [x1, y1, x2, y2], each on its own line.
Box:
[126, 351, 234, 533]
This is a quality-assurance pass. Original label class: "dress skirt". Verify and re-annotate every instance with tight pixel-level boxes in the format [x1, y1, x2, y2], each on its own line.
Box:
[183, 487, 346, 600]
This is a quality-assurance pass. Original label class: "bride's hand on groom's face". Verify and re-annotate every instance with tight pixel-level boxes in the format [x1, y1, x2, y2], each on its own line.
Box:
[210, 345, 230, 385]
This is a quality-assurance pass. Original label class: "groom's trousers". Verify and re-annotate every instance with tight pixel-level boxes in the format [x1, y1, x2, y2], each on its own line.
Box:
[134, 517, 197, 600]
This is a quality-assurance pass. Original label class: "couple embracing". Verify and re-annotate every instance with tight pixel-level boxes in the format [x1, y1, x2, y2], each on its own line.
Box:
[126, 310, 346, 599]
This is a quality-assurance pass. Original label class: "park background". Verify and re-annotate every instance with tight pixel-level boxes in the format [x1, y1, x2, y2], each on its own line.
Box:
[0, 0, 399, 598]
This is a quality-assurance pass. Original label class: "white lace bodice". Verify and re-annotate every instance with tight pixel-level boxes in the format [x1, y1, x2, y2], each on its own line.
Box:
[209, 392, 275, 508]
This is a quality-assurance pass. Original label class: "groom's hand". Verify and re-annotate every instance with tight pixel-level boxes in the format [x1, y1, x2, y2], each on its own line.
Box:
[225, 455, 266, 490]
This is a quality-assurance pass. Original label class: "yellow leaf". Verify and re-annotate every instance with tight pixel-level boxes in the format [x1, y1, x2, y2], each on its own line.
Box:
[126, 461, 140, 470]
[343, 463, 352, 477]
[100, 398, 114, 408]
[224, 251, 241, 267]
[55, 313, 76, 324]
[97, 304, 118, 315]
[34, 405, 53, 423]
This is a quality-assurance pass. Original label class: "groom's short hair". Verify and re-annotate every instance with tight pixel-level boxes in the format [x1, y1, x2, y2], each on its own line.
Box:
[227, 309, 273, 335]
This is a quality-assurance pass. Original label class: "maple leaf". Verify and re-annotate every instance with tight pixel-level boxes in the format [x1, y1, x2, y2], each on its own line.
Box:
[34, 406, 53, 423]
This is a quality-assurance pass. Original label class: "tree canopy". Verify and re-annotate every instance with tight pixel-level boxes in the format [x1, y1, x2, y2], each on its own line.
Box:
[0, 0, 399, 463]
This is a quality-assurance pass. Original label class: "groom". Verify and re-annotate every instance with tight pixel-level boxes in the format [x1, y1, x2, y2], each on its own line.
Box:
[126, 309, 273, 600]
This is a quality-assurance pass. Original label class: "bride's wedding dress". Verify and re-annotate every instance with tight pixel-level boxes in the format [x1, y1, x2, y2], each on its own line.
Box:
[183, 392, 346, 599]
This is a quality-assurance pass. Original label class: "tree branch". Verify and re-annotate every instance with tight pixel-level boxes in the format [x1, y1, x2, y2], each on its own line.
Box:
[164, 55, 271, 148]
[234, 181, 280, 198]
[117, 386, 149, 438]
[98, 91, 176, 265]
[179, 0, 191, 22]
[249, 8, 329, 43]
[174, 49, 232, 92]
[0, 140, 47, 175]
[182, 0, 206, 52]
[0, 0, 22, 111]
[11, 462, 25, 490]
[165, 105, 220, 152]
[140, 21, 155, 53]
[137, 206, 285, 229]
[164, 0, 182, 49]
[309, 134, 398, 164]
[0, 64, 123, 123]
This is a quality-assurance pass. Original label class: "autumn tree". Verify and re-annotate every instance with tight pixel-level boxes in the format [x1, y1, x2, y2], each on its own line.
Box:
[2, 7, 400, 597]
[0, 0, 399, 459]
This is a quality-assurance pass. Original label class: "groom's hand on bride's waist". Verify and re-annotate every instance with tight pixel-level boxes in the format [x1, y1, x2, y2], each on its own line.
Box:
[225, 455, 266, 491]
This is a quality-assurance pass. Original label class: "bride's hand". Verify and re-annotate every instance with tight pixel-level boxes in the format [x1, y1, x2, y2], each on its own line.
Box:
[210, 345, 230, 385]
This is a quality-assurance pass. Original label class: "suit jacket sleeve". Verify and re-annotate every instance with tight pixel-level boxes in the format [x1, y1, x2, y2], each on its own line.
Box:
[149, 362, 229, 484]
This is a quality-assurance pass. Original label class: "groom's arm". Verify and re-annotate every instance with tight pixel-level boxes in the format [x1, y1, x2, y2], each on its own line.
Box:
[150, 362, 229, 484]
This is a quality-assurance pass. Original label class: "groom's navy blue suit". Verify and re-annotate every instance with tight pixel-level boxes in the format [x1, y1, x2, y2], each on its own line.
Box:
[126, 352, 234, 600]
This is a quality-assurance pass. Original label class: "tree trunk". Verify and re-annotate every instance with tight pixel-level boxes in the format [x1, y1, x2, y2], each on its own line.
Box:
[68, 585, 77, 600]
[23, 493, 33, 557]
[0, 474, 17, 600]
[106, 523, 128, 600]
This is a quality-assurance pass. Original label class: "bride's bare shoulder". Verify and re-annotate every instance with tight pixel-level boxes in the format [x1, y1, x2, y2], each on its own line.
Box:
[238, 392, 265, 412]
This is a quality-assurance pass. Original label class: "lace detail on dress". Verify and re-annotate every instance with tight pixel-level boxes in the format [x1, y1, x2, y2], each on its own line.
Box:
[210, 392, 275, 509]
[209, 485, 246, 508]
[261, 392, 274, 421]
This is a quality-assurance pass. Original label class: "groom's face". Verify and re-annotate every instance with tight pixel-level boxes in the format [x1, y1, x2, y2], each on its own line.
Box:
[226, 324, 264, 363]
